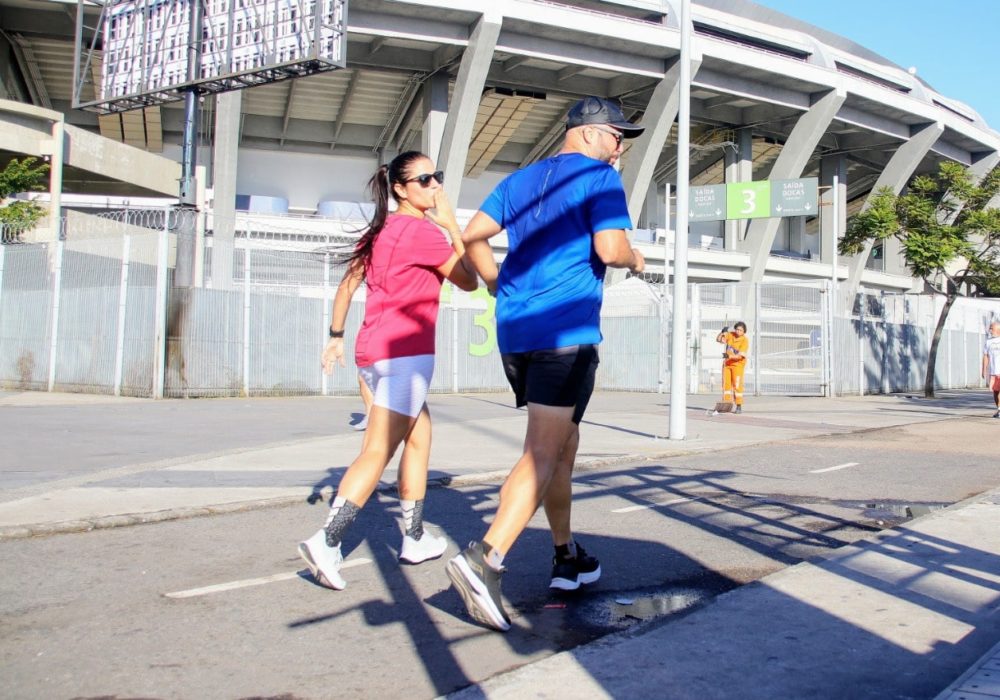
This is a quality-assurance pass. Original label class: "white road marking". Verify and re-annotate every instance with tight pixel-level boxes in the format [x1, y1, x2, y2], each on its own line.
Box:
[164, 558, 374, 599]
[613, 497, 693, 514]
[810, 462, 860, 474]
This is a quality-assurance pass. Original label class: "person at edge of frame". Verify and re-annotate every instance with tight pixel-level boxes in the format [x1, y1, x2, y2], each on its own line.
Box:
[983, 320, 1000, 419]
[350, 375, 373, 431]
[716, 321, 749, 414]
[445, 95, 646, 631]
[297, 151, 478, 590]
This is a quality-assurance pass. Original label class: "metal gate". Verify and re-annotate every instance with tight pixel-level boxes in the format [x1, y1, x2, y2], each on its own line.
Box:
[691, 281, 826, 396]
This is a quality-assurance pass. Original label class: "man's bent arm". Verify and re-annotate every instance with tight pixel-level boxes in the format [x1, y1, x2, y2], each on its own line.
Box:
[594, 228, 644, 273]
[462, 211, 503, 292]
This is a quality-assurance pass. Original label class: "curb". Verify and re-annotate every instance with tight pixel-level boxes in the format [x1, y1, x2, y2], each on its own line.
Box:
[0, 496, 305, 540]
[932, 639, 1000, 699]
[0, 415, 964, 541]
[0, 449, 688, 541]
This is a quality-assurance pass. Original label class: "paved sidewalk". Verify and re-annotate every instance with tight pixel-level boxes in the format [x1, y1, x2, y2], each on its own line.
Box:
[935, 640, 1000, 700]
[449, 484, 1000, 699]
[3, 388, 999, 699]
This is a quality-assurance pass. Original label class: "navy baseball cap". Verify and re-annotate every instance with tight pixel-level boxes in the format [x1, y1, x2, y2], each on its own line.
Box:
[566, 96, 644, 138]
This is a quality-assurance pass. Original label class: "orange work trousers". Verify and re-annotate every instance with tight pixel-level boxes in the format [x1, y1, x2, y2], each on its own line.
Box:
[722, 362, 745, 406]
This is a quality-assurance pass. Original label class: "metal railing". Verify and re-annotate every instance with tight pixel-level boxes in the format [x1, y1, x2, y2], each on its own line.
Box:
[2, 208, 997, 399]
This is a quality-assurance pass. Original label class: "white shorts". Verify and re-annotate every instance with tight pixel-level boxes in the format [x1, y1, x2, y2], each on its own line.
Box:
[358, 354, 435, 418]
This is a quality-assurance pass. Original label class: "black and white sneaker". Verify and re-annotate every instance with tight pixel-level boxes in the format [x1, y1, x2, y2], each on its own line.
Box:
[446, 541, 511, 631]
[549, 543, 602, 591]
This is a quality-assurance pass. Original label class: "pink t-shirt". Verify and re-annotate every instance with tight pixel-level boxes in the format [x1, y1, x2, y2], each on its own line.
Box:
[354, 214, 454, 367]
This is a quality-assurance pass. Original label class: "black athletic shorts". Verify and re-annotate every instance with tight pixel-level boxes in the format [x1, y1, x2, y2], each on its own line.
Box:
[500, 344, 599, 425]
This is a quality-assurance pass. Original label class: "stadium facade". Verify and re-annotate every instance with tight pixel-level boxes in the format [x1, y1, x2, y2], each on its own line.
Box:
[1, 0, 999, 299]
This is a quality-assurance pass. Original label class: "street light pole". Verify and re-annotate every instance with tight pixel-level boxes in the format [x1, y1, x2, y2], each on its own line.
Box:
[669, 0, 691, 440]
[829, 171, 839, 397]
[175, 0, 204, 288]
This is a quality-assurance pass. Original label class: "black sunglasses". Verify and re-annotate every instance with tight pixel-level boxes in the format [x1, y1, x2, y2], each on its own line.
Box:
[403, 170, 445, 187]
[590, 126, 623, 147]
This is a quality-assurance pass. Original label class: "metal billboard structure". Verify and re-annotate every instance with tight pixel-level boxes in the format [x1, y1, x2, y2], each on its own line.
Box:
[70, 0, 347, 280]
[72, 0, 347, 114]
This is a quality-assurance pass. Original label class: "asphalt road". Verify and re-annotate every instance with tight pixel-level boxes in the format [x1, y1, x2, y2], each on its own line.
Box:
[2, 416, 997, 699]
[0, 393, 372, 487]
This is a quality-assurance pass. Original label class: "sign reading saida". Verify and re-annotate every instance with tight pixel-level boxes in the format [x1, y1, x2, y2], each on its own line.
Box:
[770, 177, 818, 217]
[688, 178, 819, 221]
[690, 185, 727, 221]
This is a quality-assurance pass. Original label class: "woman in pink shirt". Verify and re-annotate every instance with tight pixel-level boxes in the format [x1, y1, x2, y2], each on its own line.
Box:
[299, 151, 478, 590]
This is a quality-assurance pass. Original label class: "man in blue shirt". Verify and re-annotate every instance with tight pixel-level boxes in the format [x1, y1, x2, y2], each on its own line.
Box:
[447, 96, 646, 631]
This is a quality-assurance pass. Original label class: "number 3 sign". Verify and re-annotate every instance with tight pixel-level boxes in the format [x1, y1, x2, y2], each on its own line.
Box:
[726, 180, 771, 219]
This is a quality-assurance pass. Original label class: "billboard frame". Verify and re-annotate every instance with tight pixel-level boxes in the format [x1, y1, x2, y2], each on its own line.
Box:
[72, 0, 348, 115]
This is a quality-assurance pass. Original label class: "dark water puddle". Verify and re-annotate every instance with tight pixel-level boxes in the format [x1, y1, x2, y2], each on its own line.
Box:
[525, 575, 737, 647]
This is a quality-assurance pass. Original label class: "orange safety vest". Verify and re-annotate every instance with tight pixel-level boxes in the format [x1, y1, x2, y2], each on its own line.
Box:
[723, 332, 749, 366]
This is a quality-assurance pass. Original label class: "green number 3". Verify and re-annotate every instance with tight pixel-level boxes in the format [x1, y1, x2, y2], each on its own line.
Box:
[469, 287, 496, 357]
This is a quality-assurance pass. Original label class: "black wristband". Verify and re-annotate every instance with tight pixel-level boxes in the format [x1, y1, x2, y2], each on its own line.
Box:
[328, 328, 345, 338]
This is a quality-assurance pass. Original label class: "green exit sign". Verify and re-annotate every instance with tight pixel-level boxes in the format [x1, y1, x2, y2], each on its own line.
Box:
[726, 181, 771, 219]
[688, 178, 820, 221]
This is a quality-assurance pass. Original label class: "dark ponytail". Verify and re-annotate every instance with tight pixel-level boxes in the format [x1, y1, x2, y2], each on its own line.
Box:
[350, 150, 427, 276]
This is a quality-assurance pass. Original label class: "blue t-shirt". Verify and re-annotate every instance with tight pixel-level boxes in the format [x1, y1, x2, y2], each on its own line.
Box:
[480, 152, 633, 354]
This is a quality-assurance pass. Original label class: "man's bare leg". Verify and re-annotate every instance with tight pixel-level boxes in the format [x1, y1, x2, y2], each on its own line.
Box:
[446, 403, 576, 631]
[543, 425, 580, 547]
[482, 403, 577, 556]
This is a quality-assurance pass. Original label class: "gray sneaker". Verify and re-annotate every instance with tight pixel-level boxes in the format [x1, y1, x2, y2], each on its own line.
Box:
[446, 542, 511, 631]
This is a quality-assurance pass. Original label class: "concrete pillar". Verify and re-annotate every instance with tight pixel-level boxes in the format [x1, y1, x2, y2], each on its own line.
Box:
[623, 55, 701, 223]
[742, 88, 846, 284]
[194, 164, 207, 287]
[421, 73, 449, 168]
[724, 127, 753, 251]
[211, 90, 241, 290]
[844, 121, 943, 300]
[437, 12, 502, 204]
[983, 150, 1000, 210]
[819, 154, 846, 266]
[640, 179, 663, 230]
[377, 146, 399, 168]
[952, 151, 1000, 220]
[47, 119, 64, 241]
[609, 54, 701, 286]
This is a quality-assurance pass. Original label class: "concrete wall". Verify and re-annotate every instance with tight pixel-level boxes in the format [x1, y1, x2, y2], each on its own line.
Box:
[172, 146, 510, 213]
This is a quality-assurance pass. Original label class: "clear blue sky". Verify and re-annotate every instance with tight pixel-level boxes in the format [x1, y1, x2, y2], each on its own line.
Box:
[751, 0, 1000, 130]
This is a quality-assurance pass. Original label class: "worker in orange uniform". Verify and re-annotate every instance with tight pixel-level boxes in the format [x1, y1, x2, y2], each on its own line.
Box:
[716, 321, 749, 414]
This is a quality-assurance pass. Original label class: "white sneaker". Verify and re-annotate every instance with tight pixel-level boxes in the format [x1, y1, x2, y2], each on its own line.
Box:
[399, 532, 447, 565]
[352, 414, 368, 431]
[298, 529, 346, 590]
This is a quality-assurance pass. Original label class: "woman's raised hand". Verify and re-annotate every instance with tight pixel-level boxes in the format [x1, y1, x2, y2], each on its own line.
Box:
[426, 189, 460, 237]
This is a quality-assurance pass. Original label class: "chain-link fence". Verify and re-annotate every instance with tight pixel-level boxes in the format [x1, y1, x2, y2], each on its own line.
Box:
[2, 207, 998, 398]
